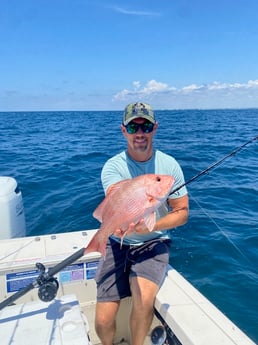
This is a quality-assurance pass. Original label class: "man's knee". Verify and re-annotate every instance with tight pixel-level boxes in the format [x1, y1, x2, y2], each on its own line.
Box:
[95, 301, 120, 328]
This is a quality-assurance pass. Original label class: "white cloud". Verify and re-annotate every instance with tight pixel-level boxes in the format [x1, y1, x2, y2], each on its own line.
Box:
[142, 80, 171, 93]
[111, 7, 161, 17]
[112, 79, 258, 109]
[133, 81, 141, 89]
[113, 79, 175, 100]
[181, 84, 204, 93]
[246, 80, 258, 87]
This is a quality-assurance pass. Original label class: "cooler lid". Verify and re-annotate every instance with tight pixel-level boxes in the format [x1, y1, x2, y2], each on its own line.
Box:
[0, 177, 18, 197]
[0, 294, 91, 345]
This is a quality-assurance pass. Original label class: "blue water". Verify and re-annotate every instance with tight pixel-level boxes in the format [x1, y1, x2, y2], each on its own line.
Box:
[0, 109, 257, 342]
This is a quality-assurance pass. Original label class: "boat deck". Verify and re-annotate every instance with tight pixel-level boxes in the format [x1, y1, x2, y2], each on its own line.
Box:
[0, 230, 256, 345]
[81, 297, 161, 345]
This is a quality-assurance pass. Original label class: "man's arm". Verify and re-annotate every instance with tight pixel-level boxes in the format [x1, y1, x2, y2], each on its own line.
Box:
[153, 194, 189, 232]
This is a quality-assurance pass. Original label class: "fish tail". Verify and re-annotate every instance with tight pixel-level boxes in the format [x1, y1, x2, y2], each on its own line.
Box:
[84, 232, 107, 258]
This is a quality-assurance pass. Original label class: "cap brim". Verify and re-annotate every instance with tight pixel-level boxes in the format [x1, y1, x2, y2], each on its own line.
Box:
[123, 115, 156, 126]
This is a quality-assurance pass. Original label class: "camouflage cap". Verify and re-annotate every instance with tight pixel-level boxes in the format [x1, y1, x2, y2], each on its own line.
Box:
[122, 102, 156, 125]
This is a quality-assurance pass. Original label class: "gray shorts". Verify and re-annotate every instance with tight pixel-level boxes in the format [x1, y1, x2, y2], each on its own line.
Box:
[95, 237, 171, 302]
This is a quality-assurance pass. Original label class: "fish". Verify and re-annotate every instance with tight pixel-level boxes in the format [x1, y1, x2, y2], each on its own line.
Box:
[84, 174, 175, 257]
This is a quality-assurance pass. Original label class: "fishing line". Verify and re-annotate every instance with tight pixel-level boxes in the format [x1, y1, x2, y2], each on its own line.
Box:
[170, 135, 258, 195]
[0, 238, 35, 263]
[190, 193, 258, 282]
[170, 135, 258, 282]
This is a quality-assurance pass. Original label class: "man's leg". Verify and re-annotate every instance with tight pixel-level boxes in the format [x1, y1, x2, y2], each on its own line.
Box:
[95, 300, 120, 345]
[129, 276, 159, 345]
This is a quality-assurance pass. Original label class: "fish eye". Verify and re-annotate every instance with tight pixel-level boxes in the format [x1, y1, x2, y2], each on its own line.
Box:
[156, 176, 161, 182]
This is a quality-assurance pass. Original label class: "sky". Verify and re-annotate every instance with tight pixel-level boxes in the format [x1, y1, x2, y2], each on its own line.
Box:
[1, 0, 258, 111]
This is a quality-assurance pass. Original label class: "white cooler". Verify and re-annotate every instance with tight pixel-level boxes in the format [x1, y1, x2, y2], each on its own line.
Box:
[0, 176, 26, 239]
[0, 294, 92, 345]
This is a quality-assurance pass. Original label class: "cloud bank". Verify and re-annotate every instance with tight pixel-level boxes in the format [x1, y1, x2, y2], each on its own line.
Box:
[113, 79, 258, 109]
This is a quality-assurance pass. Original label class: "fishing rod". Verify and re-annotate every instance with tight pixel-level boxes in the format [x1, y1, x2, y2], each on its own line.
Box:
[0, 247, 86, 311]
[170, 135, 258, 195]
[0, 136, 257, 311]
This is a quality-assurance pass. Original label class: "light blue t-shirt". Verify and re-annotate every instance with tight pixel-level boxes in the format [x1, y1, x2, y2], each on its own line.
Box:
[101, 149, 187, 245]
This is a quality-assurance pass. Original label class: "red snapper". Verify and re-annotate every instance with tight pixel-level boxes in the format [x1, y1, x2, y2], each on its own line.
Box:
[84, 174, 175, 257]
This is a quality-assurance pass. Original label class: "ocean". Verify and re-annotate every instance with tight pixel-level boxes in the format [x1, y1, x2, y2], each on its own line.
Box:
[0, 109, 257, 342]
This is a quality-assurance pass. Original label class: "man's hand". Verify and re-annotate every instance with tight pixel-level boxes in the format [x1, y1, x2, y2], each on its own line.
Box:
[112, 219, 150, 238]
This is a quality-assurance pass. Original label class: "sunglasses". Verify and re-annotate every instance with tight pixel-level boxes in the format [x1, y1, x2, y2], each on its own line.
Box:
[124, 121, 155, 134]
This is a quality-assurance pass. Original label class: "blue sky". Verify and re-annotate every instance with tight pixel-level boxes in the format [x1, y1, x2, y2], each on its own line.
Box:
[1, 0, 258, 111]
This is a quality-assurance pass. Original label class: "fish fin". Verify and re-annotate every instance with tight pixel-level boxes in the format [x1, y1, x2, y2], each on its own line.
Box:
[120, 231, 127, 248]
[108, 178, 131, 191]
[144, 212, 156, 232]
[93, 201, 106, 222]
[84, 232, 107, 259]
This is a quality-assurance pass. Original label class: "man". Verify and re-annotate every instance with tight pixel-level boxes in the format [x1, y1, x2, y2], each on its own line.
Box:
[95, 102, 189, 345]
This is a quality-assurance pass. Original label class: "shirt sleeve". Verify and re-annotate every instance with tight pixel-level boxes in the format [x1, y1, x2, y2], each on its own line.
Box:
[168, 158, 188, 199]
[101, 154, 130, 194]
[155, 150, 187, 199]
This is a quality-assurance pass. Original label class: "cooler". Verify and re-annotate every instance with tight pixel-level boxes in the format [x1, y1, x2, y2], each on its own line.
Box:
[0, 176, 26, 239]
[0, 294, 92, 345]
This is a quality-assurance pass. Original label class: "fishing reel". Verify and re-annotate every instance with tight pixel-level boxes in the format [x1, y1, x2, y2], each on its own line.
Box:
[150, 325, 181, 345]
[151, 326, 167, 345]
[35, 262, 59, 302]
[152, 309, 182, 345]
[0, 246, 85, 311]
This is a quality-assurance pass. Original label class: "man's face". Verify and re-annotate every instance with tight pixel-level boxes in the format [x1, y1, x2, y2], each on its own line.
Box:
[121, 118, 158, 155]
